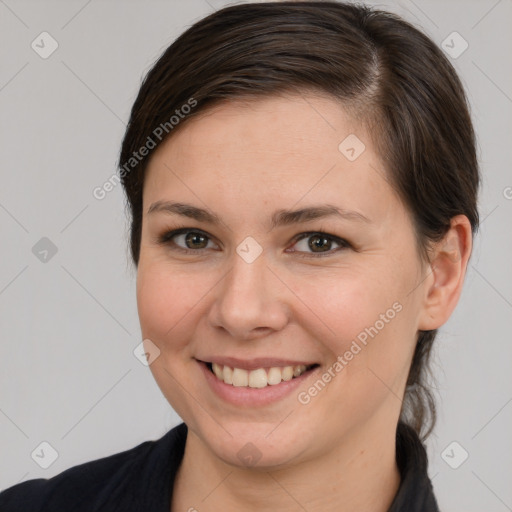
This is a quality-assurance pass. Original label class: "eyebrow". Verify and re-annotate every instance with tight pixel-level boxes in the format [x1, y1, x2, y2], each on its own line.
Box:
[147, 201, 371, 228]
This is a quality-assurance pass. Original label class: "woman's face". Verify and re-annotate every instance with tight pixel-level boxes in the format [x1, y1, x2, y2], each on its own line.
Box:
[137, 93, 430, 468]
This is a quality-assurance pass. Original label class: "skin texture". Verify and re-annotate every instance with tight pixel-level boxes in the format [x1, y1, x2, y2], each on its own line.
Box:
[136, 93, 472, 512]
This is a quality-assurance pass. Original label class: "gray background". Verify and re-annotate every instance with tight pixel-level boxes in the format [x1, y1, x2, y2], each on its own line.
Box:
[0, 0, 511, 510]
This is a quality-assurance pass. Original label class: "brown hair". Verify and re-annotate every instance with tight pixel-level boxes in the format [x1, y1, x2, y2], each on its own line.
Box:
[119, 0, 479, 439]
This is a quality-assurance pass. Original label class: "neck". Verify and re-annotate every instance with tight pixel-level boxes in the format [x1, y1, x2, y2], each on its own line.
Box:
[171, 419, 401, 512]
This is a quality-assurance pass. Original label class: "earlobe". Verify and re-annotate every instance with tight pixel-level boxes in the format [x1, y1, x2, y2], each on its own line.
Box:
[417, 215, 473, 331]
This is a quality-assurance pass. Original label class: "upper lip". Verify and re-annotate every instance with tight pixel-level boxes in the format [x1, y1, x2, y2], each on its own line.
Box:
[198, 356, 317, 371]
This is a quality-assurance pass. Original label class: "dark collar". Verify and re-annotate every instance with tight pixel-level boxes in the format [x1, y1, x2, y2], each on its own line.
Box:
[388, 422, 440, 511]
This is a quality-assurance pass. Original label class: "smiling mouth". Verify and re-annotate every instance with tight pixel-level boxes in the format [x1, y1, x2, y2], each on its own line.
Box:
[205, 362, 319, 388]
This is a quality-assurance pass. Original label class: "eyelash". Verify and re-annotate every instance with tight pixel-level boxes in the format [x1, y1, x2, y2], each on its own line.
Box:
[156, 226, 352, 258]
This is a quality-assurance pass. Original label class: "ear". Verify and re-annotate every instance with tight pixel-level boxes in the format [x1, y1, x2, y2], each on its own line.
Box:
[417, 215, 473, 331]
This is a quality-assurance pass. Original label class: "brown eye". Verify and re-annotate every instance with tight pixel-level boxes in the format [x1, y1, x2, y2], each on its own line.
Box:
[289, 232, 350, 257]
[184, 232, 209, 249]
[308, 234, 334, 252]
[158, 229, 218, 252]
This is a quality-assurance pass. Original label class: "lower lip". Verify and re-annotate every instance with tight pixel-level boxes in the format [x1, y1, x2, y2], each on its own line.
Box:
[198, 361, 318, 407]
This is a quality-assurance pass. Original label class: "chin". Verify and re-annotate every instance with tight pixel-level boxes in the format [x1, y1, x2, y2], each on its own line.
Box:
[206, 415, 314, 466]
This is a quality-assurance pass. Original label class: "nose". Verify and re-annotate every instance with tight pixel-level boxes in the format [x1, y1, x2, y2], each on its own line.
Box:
[207, 251, 289, 341]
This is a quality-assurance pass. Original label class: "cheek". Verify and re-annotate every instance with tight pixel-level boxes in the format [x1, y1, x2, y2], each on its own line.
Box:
[136, 262, 208, 353]
[289, 259, 420, 386]
[289, 266, 406, 345]
[291, 267, 418, 422]
[136, 262, 211, 425]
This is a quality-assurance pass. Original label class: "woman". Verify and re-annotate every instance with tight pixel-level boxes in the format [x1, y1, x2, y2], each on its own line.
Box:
[0, 1, 479, 510]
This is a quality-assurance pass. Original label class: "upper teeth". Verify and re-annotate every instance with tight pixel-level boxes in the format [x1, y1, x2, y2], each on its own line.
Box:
[211, 363, 308, 388]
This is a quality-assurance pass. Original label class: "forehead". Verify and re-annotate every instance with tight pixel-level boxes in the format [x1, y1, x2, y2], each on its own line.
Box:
[152, 93, 360, 170]
[143, 93, 401, 223]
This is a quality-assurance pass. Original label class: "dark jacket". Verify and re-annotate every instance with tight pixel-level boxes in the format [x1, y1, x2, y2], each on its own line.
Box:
[0, 421, 440, 511]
